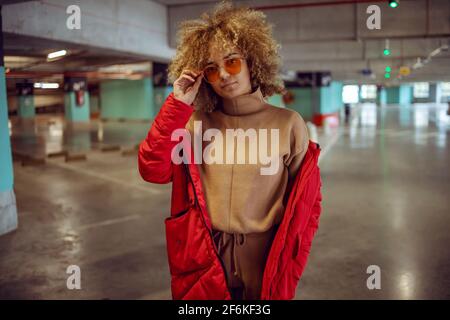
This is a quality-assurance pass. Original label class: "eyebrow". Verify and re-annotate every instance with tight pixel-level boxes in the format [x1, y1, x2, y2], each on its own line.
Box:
[206, 52, 239, 65]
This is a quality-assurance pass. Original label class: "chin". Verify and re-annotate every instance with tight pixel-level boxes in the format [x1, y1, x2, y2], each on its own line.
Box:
[221, 91, 240, 99]
[220, 85, 246, 99]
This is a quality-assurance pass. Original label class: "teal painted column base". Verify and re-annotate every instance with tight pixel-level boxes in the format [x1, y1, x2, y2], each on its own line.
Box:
[0, 190, 17, 235]
[64, 92, 90, 122]
[18, 96, 35, 118]
[385, 87, 400, 104]
[399, 85, 413, 106]
[267, 94, 285, 108]
[283, 82, 343, 126]
[1, 66, 18, 236]
[377, 89, 387, 106]
[285, 88, 313, 121]
[315, 82, 343, 127]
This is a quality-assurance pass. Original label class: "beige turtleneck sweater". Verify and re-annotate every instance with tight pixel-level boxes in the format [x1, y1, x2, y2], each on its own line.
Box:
[185, 87, 309, 234]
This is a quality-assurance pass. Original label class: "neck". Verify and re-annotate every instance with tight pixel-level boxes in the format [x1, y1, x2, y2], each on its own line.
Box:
[221, 87, 266, 116]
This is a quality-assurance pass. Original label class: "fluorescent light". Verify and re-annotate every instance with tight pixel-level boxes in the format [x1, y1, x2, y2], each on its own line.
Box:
[47, 50, 67, 59]
[429, 48, 441, 57]
[34, 82, 59, 89]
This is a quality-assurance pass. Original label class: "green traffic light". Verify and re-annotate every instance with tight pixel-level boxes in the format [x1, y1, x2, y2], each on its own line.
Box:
[389, 1, 399, 8]
[385, 66, 392, 72]
[383, 49, 391, 56]
[384, 73, 391, 79]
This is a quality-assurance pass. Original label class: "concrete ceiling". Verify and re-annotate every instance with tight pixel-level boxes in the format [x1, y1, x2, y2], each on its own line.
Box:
[153, 0, 218, 5]
[3, 33, 150, 80]
[3, 0, 450, 85]
[166, 0, 450, 84]
[0, 0, 33, 4]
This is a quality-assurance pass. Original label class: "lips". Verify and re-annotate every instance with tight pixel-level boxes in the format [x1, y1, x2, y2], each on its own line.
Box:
[221, 81, 237, 89]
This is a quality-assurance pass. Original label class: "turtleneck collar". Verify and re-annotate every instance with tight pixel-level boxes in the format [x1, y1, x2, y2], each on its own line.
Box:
[220, 87, 266, 116]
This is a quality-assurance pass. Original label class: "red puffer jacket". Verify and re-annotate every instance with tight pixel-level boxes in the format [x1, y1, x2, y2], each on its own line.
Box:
[138, 93, 322, 300]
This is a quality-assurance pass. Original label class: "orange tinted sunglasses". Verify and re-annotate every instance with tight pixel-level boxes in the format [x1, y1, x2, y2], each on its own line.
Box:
[203, 57, 243, 83]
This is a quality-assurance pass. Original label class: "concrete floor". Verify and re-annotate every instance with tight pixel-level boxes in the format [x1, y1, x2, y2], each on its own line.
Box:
[0, 103, 449, 299]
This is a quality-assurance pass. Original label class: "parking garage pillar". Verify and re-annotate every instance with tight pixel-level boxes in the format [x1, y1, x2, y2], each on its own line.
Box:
[377, 86, 387, 106]
[64, 76, 90, 122]
[399, 85, 413, 106]
[385, 85, 412, 105]
[284, 74, 342, 127]
[153, 63, 171, 117]
[0, 6, 18, 236]
[313, 80, 343, 127]
[16, 82, 35, 119]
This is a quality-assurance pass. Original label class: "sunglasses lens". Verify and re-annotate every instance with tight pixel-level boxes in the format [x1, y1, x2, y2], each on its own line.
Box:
[204, 66, 220, 83]
[203, 58, 242, 83]
[224, 58, 242, 75]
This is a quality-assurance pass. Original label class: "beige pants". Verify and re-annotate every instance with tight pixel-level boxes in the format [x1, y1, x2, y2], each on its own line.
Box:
[212, 225, 278, 300]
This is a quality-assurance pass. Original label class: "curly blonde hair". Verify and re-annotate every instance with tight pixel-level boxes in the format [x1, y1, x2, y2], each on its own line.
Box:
[168, 1, 285, 112]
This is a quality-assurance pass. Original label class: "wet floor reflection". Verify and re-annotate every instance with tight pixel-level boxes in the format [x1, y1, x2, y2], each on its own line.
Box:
[300, 102, 450, 299]
[9, 115, 151, 157]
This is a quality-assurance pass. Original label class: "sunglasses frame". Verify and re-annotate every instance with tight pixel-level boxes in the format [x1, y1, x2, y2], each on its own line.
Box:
[202, 56, 245, 84]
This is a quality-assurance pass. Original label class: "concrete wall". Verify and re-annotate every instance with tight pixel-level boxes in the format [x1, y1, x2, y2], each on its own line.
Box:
[267, 94, 285, 108]
[285, 88, 314, 121]
[100, 78, 154, 120]
[90, 95, 99, 114]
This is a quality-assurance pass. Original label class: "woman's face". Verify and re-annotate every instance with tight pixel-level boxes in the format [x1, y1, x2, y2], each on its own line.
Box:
[205, 43, 252, 100]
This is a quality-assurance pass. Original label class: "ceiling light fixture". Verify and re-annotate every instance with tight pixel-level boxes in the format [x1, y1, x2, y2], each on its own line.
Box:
[47, 50, 67, 60]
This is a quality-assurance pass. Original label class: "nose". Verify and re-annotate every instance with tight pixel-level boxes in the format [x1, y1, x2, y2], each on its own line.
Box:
[219, 66, 230, 80]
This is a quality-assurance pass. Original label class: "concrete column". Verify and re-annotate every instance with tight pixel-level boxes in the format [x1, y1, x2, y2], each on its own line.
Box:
[284, 81, 343, 127]
[313, 81, 343, 127]
[399, 85, 413, 106]
[153, 62, 171, 117]
[267, 94, 286, 108]
[100, 78, 154, 120]
[284, 87, 314, 121]
[435, 83, 442, 104]
[377, 87, 387, 106]
[64, 76, 90, 122]
[0, 6, 18, 236]
[386, 86, 400, 104]
[16, 82, 35, 118]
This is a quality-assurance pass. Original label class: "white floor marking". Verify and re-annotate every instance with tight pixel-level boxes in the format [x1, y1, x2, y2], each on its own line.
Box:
[47, 159, 163, 195]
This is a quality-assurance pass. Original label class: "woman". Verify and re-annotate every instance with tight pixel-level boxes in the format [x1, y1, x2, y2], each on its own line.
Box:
[139, 2, 322, 300]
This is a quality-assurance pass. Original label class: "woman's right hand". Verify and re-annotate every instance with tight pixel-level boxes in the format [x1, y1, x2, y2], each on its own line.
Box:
[173, 69, 203, 106]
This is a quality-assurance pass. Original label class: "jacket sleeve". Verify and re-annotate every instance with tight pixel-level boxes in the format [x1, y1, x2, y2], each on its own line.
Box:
[138, 93, 194, 184]
[296, 179, 322, 276]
